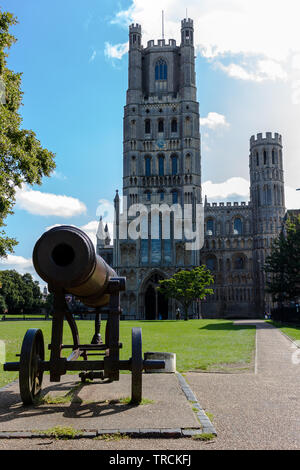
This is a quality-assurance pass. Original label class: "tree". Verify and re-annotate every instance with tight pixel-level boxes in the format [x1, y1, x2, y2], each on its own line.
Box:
[264, 214, 300, 304]
[0, 270, 43, 314]
[157, 266, 214, 320]
[0, 293, 7, 314]
[0, 10, 55, 257]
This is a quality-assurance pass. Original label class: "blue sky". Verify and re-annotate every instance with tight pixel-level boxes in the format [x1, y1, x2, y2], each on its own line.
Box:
[1, 0, 300, 286]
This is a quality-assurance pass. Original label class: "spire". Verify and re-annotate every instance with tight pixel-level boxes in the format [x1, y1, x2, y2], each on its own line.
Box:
[96, 216, 106, 241]
[104, 223, 111, 246]
[114, 189, 120, 203]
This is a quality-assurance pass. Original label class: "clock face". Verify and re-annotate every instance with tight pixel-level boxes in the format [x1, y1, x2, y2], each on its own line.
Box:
[156, 139, 166, 150]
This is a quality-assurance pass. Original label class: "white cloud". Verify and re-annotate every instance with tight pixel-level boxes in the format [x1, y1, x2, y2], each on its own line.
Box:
[217, 60, 288, 83]
[80, 220, 99, 246]
[15, 185, 87, 217]
[110, 5, 135, 28]
[109, 0, 300, 82]
[202, 177, 299, 210]
[96, 199, 115, 223]
[104, 41, 128, 60]
[45, 219, 114, 248]
[200, 112, 230, 129]
[202, 177, 250, 201]
[82, 220, 114, 245]
[0, 254, 33, 269]
[0, 255, 47, 289]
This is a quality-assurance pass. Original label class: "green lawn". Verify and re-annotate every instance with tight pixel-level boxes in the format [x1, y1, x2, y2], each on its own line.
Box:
[0, 319, 256, 388]
[267, 320, 300, 342]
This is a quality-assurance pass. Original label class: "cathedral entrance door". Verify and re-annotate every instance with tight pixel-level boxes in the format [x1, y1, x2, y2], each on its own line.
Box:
[144, 273, 169, 320]
[145, 285, 156, 320]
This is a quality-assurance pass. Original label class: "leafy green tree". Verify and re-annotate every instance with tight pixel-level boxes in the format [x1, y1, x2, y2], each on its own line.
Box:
[157, 266, 214, 320]
[0, 10, 55, 257]
[0, 293, 7, 313]
[264, 214, 300, 304]
[44, 292, 54, 316]
[0, 270, 42, 314]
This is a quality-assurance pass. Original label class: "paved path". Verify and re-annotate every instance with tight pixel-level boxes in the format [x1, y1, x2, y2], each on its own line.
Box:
[186, 320, 300, 450]
[0, 374, 200, 434]
[0, 320, 299, 450]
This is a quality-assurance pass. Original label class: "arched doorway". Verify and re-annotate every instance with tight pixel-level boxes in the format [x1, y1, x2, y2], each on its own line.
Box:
[143, 272, 169, 320]
[145, 285, 156, 320]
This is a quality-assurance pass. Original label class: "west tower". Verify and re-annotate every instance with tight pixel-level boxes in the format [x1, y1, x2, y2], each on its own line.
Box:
[114, 18, 202, 320]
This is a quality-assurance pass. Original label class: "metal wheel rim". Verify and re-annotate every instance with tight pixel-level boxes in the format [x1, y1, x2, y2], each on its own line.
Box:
[19, 329, 44, 405]
[131, 327, 142, 404]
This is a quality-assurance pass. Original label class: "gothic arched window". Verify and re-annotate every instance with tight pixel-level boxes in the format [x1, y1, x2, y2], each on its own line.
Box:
[206, 219, 214, 235]
[155, 58, 167, 80]
[234, 256, 245, 270]
[171, 155, 178, 175]
[144, 190, 151, 201]
[145, 156, 151, 176]
[206, 257, 216, 272]
[145, 119, 151, 134]
[158, 190, 164, 201]
[171, 119, 177, 133]
[158, 119, 164, 133]
[234, 218, 243, 235]
[158, 155, 164, 176]
[172, 190, 178, 204]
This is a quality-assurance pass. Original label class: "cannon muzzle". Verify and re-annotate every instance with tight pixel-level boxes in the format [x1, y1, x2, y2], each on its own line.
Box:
[33, 225, 120, 307]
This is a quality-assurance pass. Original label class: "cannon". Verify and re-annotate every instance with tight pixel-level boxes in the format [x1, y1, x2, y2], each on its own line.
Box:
[4, 225, 164, 405]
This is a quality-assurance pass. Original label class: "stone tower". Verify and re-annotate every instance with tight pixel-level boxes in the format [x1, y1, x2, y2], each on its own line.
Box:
[249, 132, 285, 314]
[114, 18, 202, 319]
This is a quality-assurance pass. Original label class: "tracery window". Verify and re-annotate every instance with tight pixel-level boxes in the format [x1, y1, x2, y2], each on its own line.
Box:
[155, 58, 167, 80]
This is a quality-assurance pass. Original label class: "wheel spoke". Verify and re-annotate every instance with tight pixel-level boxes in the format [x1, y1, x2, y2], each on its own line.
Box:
[131, 327, 143, 404]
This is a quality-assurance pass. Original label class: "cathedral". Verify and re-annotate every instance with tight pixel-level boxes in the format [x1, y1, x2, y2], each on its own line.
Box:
[96, 18, 286, 320]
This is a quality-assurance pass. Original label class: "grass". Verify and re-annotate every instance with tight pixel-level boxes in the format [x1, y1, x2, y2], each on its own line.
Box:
[267, 320, 300, 342]
[94, 433, 129, 441]
[40, 426, 82, 439]
[39, 383, 83, 405]
[192, 433, 215, 441]
[0, 319, 256, 388]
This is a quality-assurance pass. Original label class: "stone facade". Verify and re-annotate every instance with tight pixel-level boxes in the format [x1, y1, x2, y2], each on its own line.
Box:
[97, 18, 286, 320]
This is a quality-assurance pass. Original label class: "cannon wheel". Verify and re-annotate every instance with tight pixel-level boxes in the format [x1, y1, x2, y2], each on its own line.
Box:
[19, 329, 44, 405]
[131, 327, 143, 404]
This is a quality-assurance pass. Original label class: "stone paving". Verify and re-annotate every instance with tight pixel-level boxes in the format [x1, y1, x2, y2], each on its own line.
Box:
[185, 320, 300, 449]
[0, 320, 299, 450]
[0, 371, 213, 438]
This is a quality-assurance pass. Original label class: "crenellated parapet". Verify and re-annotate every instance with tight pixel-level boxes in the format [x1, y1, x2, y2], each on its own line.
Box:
[250, 132, 282, 147]
[181, 18, 194, 28]
[146, 39, 177, 49]
[129, 23, 142, 34]
[205, 201, 251, 209]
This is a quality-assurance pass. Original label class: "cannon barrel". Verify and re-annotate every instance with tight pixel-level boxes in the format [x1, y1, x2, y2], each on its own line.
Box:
[33, 225, 120, 307]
